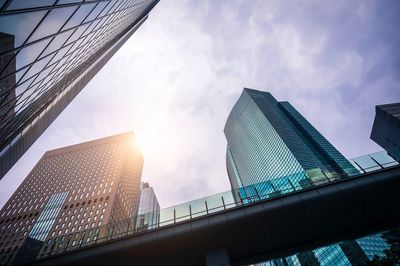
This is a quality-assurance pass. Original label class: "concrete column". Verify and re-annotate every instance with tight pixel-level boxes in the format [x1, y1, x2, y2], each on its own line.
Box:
[205, 248, 231, 266]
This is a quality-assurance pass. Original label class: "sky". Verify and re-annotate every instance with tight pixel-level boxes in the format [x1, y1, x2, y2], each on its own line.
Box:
[0, 0, 399, 208]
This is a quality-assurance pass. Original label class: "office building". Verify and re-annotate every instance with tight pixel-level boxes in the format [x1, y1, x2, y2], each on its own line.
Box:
[136, 182, 159, 230]
[371, 103, 400, 160]
[0, 0, 159, 180]
[0, 132, 143, 265]
[225, 89, 393, 265]
[224, 88, 358, 195]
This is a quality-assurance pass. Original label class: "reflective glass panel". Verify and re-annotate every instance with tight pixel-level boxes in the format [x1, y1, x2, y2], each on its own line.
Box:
[6, 0, 56, 10]
[29, 6, 77, 42]
[0, 11, 46, 47]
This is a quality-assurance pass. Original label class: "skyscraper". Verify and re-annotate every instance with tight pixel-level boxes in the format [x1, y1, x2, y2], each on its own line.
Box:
[371, 103, 400, 160]
[225, 88, 391, 265]
[0, 0, 159, 180]
[0, 132, 143, 265]
[136, 182, 159, 231]
[224, 88, 358, 194]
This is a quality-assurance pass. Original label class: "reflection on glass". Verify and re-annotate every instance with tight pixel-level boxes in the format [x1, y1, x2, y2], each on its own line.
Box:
[369, 151, 399, 167]
[6, 0, 56, 11]
[0, 0, 158, 182]
[0, 11, 46, 47]
[29, 6, 77, 43]
[64, 3, 95, 30]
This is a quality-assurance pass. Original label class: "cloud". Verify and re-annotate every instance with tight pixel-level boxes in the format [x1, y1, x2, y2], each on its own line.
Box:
[1, 0, 399, 208]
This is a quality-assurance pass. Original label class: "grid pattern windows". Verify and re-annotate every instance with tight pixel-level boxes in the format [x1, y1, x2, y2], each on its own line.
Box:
[224, 89, 305, 189]
[0, 132, 143, 263]
[136, 182, 160, 230]
[224, 88, 358, 192]
[356, 234, 390, 260]
[29, 191, 68, 241]
[278, 101, 359, 176]
[0, 0, 158, 180]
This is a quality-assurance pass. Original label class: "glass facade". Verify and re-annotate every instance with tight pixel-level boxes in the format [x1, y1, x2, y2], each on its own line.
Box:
[255, 232, 395, 266]
[225, 89, 394, 265]
[136, 182, 159, 230]
[0, 0, 159, 180]
[224, 88, 359, 192]
[28, 191, 69, 242]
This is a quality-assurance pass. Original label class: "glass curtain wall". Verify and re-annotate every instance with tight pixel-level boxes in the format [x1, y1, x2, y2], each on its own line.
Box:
[0, 0, 158, 179]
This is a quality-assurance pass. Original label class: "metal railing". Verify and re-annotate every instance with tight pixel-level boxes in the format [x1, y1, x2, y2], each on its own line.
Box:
[10, 151, 400, 264]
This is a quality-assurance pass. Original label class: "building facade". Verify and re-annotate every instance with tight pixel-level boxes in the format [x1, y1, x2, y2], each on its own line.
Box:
[225, 89, 393, 265]
[0, 132, 143, 265]
[371, 102, 400, 160]
[136, 182, 159, 231]
[224, 88, 358, 195]
[0, 0, 159, 180]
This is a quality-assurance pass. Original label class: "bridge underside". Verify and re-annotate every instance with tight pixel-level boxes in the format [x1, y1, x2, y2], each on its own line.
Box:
[33, 166, 400, 266]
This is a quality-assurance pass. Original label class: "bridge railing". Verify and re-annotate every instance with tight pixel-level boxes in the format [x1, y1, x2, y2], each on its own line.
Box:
[32, 151, 399, 261]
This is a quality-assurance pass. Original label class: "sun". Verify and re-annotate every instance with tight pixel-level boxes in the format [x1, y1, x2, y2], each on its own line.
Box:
[132, 134, 148, 155]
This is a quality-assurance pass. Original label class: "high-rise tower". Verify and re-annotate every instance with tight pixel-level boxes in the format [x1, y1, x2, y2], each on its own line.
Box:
[136, 182, 159, 231]
[0, 132, 143, 265]
[224, 88, 358, 193]
[225, 88, 391, 265]
[0, 0, 159, 180]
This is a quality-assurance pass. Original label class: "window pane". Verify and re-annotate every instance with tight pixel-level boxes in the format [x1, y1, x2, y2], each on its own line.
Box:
[83, 2, 108, 23]
[57, 0, 83, 4]
[16, 38, 51, 69]
[0, 11, 46, 47]
[63, 3, 96, 30]
[6, 0, 56, 10]
[41, 28, 74, 58]
[29, 6, 77, 43]
[20, 56, 52, 85]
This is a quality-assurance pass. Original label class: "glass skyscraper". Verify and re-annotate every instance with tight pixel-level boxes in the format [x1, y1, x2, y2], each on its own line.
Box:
[136, 182, 159, 231]
[225, 88, 395, 265]
[224, 88, 358, 193]
[0, 0, 159, 180]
